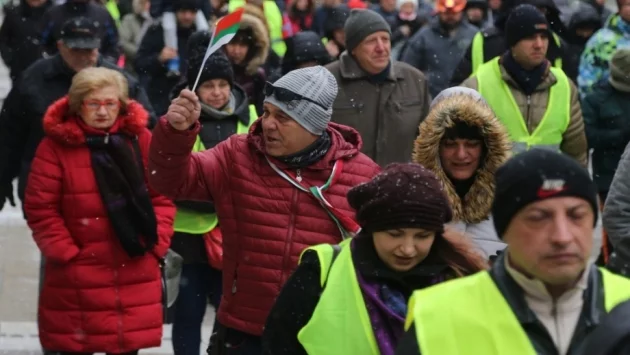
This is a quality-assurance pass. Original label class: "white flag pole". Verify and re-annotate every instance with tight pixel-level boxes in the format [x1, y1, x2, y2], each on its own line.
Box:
[191, 29, 217, 92]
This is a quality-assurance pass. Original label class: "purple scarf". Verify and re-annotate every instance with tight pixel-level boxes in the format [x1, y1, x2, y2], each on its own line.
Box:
[356, 267, 445, 355]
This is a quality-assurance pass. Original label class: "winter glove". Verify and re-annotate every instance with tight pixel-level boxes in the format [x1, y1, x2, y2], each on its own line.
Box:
[0, 182, 15, 211]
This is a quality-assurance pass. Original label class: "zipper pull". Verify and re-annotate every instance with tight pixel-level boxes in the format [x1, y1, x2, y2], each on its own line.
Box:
[527, 96, 531, 106]
[104, 133, 110, 144]
[296, 169, 302, 183]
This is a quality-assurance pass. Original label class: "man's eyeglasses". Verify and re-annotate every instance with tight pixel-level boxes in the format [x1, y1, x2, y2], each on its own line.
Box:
[83, 99, 120, 111]
[263, 82, 327, 111]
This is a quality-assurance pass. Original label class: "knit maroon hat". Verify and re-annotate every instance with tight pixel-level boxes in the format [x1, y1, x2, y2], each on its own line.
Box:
[348, 163, 453, 233]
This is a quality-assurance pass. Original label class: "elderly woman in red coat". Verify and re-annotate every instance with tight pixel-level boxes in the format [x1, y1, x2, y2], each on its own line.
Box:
[24, 67, 175, 355]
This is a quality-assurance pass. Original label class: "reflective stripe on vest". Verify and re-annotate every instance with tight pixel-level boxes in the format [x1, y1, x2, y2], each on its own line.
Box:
[476, 57, 570, 153]
[173, 106, 257, 234]
[470, 32, 562, 75]
[297, 241, 379, 355]
[405, 268, 630, 355]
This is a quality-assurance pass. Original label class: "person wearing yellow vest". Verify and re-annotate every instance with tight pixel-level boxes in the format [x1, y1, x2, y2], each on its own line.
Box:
[461, 4, 587, 167]
[262, 163, 488, 355]
[449, 0, 568, 86]
[397, 149, 630, 355]
[228, 0, 286, 57]
[168, 32, 257, 355]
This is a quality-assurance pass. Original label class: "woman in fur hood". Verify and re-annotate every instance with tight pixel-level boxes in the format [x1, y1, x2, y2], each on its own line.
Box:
[413, 87, 511, 260]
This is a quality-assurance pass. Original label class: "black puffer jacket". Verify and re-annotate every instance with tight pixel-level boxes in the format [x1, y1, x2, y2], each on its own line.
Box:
[40, 0, 119, 62]
[282, 31, 331, 75]
[0, 0, 52, 82]
[135, 22, 196, 116]
[0, 54, 155, 209]
[449, 0, 567, 85]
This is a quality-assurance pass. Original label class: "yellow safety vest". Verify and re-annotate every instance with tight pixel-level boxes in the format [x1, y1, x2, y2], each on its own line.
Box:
[228, 0, 286, 57]
[476, 57, 570, 154]
[173, 105, 258, 234]
[470, 32, 563, 75]
[405, 268, 630, 355]
[105, 0, 121, 27]
[297, 240, 380, 355]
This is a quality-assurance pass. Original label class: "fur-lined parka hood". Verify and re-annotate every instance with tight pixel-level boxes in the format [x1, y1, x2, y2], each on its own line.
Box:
[413, 94, 511, 224]
[239, 13, 270, 76]
[43, 96, 148, 146]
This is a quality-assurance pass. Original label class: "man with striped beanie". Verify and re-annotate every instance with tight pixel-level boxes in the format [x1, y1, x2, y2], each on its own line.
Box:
[149, 66, 380, 353]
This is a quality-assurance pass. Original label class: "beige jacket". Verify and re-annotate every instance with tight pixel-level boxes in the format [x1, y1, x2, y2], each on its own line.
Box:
[505, 255, 590, 355]
[461, 60, 588, 167]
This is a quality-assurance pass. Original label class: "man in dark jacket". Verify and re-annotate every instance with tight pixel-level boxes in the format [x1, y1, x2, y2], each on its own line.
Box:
[0, 17, 155, 213]
[0, 0, 52, 83]
[401, 0, 477, 97]
[563, 2, 602, 82]
[449, 0, 568, 85]
[327, 9, 431, 166]
[40, 0, 119, 62]
[134, 0, 199, 116]
[282, 31, 331, 75]
[398, 149, 630, 355]
[583, 49, 630, 202]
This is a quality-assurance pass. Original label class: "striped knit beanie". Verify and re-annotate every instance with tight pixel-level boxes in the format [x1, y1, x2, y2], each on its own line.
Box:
[264, 66, 338, 135]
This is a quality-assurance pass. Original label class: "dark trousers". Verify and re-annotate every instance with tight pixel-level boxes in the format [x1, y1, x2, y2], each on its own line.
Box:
[172, 263, 223, 355]
[208, 323, 263, 355]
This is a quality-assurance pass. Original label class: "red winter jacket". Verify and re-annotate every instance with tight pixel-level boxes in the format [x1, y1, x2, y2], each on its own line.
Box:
[24, 98, 175, 353]
[148, 118, 379, 335]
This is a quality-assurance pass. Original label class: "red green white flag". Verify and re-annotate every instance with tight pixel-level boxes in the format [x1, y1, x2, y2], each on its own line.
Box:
[192, 8, 245, 90]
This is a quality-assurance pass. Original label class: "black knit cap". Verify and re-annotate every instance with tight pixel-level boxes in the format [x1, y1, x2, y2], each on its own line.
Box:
[347, 163, 453, 234]
[492, 149, 598, 238]
[186, 31, 234, 88]
[505, 4, 551, 47]
[173, 0, 199, 11]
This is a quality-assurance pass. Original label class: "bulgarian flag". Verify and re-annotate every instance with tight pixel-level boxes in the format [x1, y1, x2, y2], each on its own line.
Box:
[192, 8, 245, 90]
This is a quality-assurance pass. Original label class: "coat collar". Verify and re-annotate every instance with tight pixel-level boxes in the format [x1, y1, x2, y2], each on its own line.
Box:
[42, 96, 148, 146]
[498, 56, 557, 92]
[412, 94, 512, 224]
[338, 52, 404, 81]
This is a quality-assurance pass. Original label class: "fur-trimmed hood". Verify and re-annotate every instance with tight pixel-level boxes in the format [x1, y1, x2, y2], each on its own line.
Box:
[412, 94, 511, 224]
[43, 96, 149, 146]
[239, 13, 270, 76]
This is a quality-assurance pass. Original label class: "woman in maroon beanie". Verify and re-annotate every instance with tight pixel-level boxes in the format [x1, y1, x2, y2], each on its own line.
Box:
[262, 163, 488, 355]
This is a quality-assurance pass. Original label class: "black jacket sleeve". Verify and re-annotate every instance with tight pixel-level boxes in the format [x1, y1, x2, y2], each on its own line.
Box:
[174, 200, 215, 213]
[262, 250, 323, 355]
[99, 11, 121, 62]
[395, 323, 421, 355]
[0, 8, 15, 68]
[134, 25, 166, 77]
[0, 81, 30, 186]
[449, 41, 474, 86]
[126, 72, 157, 127]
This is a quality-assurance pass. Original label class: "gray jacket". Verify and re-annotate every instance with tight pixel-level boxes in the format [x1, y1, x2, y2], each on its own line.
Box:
[401, 18, 478, 97]
[603, 142, 630, 274]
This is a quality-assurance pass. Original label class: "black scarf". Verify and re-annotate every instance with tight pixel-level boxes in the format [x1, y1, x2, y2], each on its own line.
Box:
[86, 134, 158, 257]
[367, 62, 391, 85]
[502, 52, 547, 96]
[276, 131, 331, 169]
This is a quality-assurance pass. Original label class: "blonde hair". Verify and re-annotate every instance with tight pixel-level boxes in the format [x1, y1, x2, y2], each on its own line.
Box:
[68, 67, 129, 115]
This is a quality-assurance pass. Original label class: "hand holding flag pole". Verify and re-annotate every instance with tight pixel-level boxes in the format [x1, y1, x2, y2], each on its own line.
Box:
[191, 8, 245, 92]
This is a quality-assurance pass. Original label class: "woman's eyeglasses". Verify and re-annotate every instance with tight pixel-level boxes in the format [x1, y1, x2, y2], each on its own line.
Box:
[83, 99, 120, 111]
[263, 82, 327, 111]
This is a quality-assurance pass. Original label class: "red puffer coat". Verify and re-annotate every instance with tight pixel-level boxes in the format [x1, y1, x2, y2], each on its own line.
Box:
[149, 118, 379, 335]
[24, 98, 175, 353]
